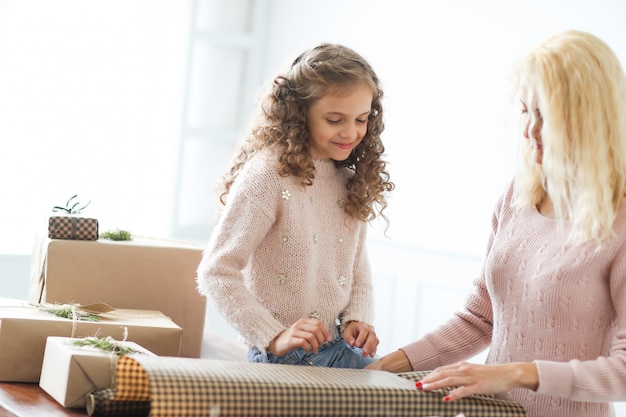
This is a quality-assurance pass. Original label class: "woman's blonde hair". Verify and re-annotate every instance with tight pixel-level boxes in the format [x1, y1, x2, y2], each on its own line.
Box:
[217, 43, 394, 223]
[512, 30, 626, 243]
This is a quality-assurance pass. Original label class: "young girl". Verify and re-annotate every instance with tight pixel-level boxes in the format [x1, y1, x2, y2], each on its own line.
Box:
[196, 43, 394, 369]
[367, 30, 626, 417]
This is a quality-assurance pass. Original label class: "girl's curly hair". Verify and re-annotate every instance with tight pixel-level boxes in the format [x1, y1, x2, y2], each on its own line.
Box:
[217, 43, 394, 224]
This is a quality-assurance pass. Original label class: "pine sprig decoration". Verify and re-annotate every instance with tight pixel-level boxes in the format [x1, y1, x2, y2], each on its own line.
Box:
[35, 303, 102, 322]
[99, 229, 132, 241]
[72, 337, 141, 356]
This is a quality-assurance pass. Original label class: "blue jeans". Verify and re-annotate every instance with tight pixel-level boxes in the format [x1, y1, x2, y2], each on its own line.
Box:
[248, 338, 377, 369]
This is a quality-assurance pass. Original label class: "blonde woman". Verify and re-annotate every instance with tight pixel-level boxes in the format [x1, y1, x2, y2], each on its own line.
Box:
[367, 30, 626, 417]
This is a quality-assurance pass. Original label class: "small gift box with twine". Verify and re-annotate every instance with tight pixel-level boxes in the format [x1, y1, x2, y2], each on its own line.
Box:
[40, 336, 154, 408]
[48, 195, 99, 240]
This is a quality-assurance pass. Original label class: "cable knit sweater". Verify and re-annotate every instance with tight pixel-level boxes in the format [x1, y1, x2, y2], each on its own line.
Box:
[401, 182, 626, 417]
[196, 151, 373, 353]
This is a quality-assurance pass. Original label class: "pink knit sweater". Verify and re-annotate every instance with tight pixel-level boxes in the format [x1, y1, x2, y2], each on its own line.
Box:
[401, 183, 626, 417]
[196, 152, 373, 353]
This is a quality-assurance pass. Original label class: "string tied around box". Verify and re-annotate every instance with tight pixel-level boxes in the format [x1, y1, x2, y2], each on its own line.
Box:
[71, 334, 142, 387]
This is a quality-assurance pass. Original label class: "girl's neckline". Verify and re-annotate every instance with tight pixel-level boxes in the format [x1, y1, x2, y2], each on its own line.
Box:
[314, 158, 337, 177]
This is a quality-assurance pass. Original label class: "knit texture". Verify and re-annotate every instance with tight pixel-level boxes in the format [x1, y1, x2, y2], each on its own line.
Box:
[401, 181, 626, 417]
[196, 151, 373, 353]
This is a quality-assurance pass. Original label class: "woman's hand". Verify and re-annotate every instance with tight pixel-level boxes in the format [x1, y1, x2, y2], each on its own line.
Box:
[342, 320, 379, 357]
[417, 361, 539, 401]
[365, 349, 412, 372]
[267, 318, 331, 356]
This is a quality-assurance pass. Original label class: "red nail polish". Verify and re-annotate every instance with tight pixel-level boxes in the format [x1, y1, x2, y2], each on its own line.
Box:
[444, 396, 451, 402]
[415, 381, 422, 389]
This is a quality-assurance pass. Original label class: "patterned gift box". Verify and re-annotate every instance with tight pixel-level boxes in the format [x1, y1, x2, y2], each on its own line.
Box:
[89, 356, 527, 417]
[48, 215, 99, 240]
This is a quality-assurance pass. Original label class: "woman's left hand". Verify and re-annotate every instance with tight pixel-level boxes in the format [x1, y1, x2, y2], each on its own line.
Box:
[417, 361, 539, 401]
[342, 320, 379, 358]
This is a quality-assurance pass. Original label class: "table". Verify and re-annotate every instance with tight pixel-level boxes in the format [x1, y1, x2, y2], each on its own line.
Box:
[0, 382, 87, 417]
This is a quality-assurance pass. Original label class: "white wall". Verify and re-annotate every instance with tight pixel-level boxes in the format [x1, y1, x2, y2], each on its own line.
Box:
[0, 0, 191, 255]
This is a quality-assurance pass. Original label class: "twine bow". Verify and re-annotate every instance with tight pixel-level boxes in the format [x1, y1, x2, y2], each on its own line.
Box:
[52, 194, 91, 214]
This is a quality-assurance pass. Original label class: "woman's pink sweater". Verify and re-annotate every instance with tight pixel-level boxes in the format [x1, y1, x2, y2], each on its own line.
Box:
[401, 183, 626, 417]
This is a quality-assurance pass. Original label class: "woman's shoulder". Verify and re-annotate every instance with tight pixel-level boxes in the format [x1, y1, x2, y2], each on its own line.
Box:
[611, 198, 626, 235]
[492, 179, 517, 213]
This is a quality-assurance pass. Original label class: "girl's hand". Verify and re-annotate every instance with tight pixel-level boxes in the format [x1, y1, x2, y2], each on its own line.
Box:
[417, 361, 539, 401]
[342, 320, 379, 357]
[267, 318, 331, 356]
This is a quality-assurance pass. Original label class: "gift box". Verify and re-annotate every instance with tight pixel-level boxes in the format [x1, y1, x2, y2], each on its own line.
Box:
[39, 336, 155, 408]
[29, 236, 207, 358]
[48, 216, 99, 240]
[0, 298, 182, 382]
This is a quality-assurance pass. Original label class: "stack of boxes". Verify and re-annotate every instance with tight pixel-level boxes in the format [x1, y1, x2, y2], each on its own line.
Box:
[0, 217, 208, 411]
[29, 236, 207, 358]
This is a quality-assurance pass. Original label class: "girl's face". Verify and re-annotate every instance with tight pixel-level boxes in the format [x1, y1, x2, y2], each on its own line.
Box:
[306, 83, 373, 161]
[520, 87, 544, 165]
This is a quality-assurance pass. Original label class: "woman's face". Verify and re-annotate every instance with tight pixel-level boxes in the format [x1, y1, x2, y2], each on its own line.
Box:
[520, 87, 544, 165]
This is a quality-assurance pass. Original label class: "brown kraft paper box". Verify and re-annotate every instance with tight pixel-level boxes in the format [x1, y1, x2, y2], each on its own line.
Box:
[29, 236, 207, 358]
[0, 298, 182, 382]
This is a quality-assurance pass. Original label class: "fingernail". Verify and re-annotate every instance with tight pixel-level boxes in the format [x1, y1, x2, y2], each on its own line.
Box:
[444, 396, 451, 402]
[415, 381, 422, 389]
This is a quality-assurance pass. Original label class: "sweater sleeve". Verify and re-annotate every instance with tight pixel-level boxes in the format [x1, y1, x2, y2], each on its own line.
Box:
[196, 160, 287, 351]
[339, 221, 373, 325]
[534, 238, 626, 402]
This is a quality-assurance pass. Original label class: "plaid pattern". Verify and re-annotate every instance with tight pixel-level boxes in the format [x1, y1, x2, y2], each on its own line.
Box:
[86, 388, 150, 417]
[397, 372, 527, 416]
[114, 356, 150, 401]
[398, 371, 498, 400]
[48, 216, 99, 240]
[108, 356, 526, 417]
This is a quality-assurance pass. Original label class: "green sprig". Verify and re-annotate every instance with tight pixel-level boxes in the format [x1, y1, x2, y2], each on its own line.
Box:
[72, 337, 141, 356]
[99, 229, 132, 241]
[35, 303, 101, 322]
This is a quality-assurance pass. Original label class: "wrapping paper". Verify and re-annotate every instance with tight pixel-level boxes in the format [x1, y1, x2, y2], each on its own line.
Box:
[48, 216, 99, 240]
[0, 298, 182, 382]
[86, 388, 150, 417]
[89, 356, 527, 417]
[29, 236, 206, 358]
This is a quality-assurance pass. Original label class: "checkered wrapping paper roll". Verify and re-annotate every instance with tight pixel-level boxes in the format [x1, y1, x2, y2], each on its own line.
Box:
[105, 356, 526, 417]
[86, 388, 150, 417]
